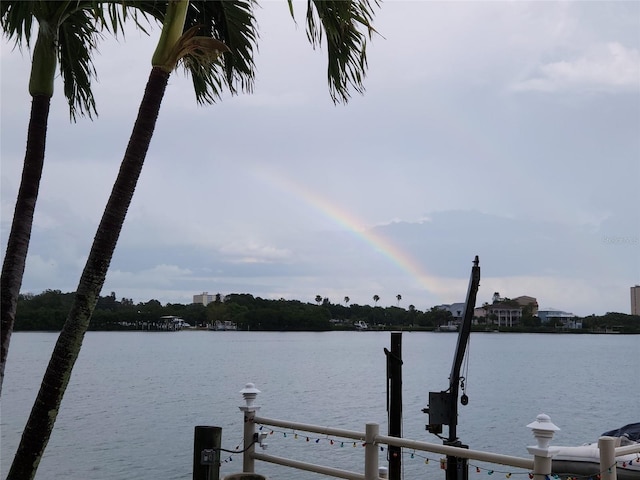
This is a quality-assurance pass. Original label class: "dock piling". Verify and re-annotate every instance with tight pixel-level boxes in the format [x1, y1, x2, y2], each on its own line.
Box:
[193, 425, 222, 480]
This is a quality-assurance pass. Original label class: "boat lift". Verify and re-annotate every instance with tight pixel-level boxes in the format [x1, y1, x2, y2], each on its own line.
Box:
[424, 255, 481, 480]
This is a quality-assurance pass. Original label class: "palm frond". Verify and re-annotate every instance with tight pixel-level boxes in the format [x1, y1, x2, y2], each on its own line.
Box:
[306, 0, 379, 104]
[1, 1, 37, 49]
[58, 7, 102, 120]
[2, 1, 168, 120]
[181, 0, 259, 104]
[97, 1, 164, 37]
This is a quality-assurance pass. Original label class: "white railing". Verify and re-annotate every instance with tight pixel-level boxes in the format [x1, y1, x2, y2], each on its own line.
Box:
[599, 438, 640, 480]
[229, 383, 636, 480]
[249, 416, 533, 480]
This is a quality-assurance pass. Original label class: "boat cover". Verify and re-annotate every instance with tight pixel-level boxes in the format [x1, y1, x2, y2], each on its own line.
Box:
[602, 423, 640, 443]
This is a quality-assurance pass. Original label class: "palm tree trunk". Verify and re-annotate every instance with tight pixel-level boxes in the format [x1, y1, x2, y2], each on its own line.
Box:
[7, 67, 169, 480]
[0, 95, 50, 396]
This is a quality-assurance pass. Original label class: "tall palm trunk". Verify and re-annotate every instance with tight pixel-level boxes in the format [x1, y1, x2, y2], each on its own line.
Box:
[7, 67, 170, 480]
[0, 95, 50, 396]
[0, 12, 57, 396]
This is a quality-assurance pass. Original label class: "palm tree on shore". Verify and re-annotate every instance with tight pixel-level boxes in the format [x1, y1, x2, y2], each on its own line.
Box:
[373, 294, 380, 306]
[344, 296, 350, 306]
[316, 295, 323, 305]
[0, 0, 163, 397]
[5, 3, 240, 477]
[7, 2, 377, 477]
[396, 294, 402, 307]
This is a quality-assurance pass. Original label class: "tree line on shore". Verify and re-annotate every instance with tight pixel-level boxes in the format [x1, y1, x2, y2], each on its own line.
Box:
[15, 289, 640, 333]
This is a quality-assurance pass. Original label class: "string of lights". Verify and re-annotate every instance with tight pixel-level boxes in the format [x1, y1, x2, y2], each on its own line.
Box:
[242, 423, 638, 480]
[219, 436, 247, 465]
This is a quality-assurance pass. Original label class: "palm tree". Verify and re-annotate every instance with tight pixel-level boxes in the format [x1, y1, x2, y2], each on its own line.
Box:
[8, 2, 377, 477]
[0, 0, 163, 396]
[373, 294, 380, 305]
[5, 3, 239, 477]
[315, 295, 323, 305]
[344, 296, 350, 306]
[396, 294, 402, 307]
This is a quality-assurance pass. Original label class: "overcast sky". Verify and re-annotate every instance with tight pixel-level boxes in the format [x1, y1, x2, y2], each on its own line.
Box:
[1, 1, 639, 316]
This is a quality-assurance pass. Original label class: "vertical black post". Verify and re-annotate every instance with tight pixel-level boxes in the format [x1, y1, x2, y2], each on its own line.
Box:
[387, 332, 403, 480]
[193, 425, 222, 480]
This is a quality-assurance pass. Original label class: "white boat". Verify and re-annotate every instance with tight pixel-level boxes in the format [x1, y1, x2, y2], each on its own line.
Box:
[354, 320, 369, 331]
[435, 321, 458, 332]
[552, 424, 640, 480]
[209, 320, 238, 331]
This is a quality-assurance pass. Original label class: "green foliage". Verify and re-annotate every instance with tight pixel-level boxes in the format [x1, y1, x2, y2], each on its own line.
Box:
[14, 290, 640, 333]
[15, 290, 74, 330]
[580, 312, 640, 333]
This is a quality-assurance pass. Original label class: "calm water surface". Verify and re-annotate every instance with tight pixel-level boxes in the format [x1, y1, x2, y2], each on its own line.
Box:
[1, 331, 638, 479]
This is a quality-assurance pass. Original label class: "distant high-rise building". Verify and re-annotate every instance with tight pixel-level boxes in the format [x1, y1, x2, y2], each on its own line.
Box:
[193, 292, 215, 306]
[631, 286, 640, 316]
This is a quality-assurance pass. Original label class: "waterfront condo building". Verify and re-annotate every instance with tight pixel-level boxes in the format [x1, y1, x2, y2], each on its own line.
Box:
[632, 286, 640, 316]
[193, 292, 215, 306]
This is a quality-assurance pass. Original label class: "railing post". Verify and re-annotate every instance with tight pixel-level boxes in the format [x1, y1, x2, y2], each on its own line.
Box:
[239, 383, 261, 473]
[365, 423, 380, 480]
[598, 436, 617, 480]
[526, 414, 560, 480]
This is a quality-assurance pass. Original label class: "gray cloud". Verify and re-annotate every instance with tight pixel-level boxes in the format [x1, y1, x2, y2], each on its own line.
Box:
[2, 1, 638, 317]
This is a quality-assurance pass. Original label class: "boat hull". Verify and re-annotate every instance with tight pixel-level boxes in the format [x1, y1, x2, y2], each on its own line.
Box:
[552, 444, 640, 480]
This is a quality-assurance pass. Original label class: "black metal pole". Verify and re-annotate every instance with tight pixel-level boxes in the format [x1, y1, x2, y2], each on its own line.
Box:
[387, 332, 403, 480]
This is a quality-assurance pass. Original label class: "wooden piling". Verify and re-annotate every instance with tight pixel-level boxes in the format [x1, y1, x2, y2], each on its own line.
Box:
[193, 426, 222, 480]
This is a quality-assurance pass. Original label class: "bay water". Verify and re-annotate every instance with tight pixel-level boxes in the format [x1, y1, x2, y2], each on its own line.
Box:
[1, 331, 638, 479]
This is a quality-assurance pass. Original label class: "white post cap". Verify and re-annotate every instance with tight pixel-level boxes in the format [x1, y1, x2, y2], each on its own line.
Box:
[240, 382, 261, 408]
[527, 414, 560, 450]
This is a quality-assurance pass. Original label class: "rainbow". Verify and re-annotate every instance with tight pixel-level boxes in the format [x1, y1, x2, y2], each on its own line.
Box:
[252, 168, 449, 296]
